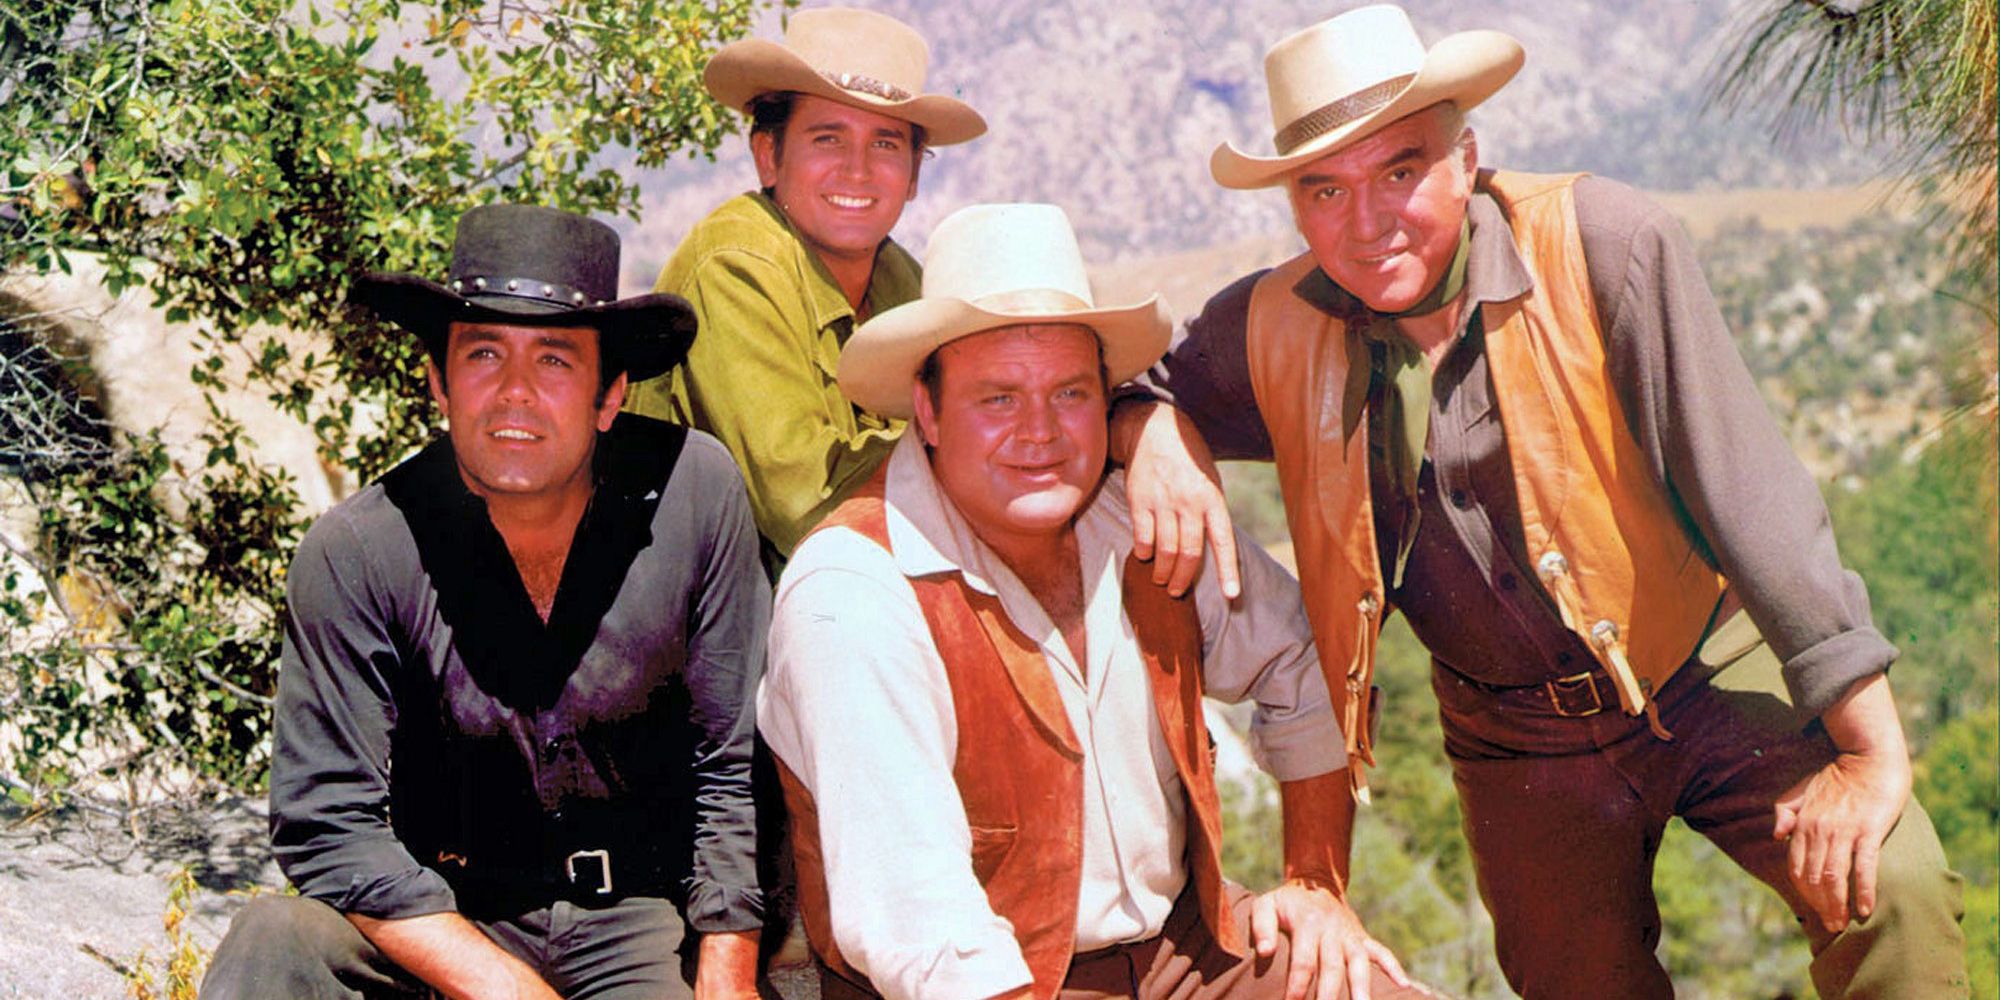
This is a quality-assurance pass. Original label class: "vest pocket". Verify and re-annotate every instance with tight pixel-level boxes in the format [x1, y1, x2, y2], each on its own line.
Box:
[968, 824, 1019, 884]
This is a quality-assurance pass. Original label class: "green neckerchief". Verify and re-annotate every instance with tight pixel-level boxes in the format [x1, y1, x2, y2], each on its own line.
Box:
[1337, 218, 1471, 587]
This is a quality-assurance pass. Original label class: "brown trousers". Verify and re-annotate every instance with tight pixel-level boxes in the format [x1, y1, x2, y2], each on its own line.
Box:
[820, 883, 1441, 1000]
[1435, 623, 1967, 999]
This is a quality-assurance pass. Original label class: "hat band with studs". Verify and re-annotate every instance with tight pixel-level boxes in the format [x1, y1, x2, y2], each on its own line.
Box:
[1272, 73, 1417, 155]
[448, 274, 609, 308]
[817, 69, 913, 103]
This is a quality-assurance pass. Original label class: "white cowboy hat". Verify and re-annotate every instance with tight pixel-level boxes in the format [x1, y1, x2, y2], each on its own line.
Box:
[1211, 4, 1523, 190]
[839, 203, 1170, 418]
[705, 7, 986, 146]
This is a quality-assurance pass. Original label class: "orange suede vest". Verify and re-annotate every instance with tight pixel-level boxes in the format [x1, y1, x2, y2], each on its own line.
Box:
[776, 471, 1241, 999]
[1245, 170, 1728, 798]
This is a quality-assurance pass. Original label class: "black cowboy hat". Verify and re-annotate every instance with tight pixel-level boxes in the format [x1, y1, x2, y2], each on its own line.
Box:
[349, 204, 696, 382]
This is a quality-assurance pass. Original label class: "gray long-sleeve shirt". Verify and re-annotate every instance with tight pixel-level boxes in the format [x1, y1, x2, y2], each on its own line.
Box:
[1140, 174, 1892, 718]
[269, 415, 769, 931]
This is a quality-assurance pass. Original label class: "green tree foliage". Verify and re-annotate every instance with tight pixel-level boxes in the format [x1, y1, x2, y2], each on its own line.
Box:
[1349, 618, 1506, 998]
[1917, 704, 1999, 887]
[1218, 613, 1509, 998]
[1714, 0, 1998, 563]
[1917, 704, 2000, 999]
[1872, 421, 2000, 998]
[1714, 0, 1997, 272]
[1826, 420, 2000, 731]
[0, 0, 775, 805]
[1653, 820, 1815, 998]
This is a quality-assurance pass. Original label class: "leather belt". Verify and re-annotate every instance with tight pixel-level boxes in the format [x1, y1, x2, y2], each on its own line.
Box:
[1448, 664, 1618, 718]
[1543, 670, 1611, 717]
[439, 844, 674, 911]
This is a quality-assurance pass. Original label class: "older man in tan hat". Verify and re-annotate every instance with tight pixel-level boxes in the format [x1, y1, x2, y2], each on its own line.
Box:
[1111, 5, 1967, 998]
[624, 7, 979, 575]
[759, 203, 1436, 1000]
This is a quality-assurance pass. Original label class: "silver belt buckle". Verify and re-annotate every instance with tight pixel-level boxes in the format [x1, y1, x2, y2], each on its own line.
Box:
[564, 849, 613, 895]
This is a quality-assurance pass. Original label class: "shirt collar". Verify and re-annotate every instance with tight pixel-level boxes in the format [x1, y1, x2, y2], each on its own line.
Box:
[750, 191, 924, 334]
[376, 416, 681, 711]
[878, 435, 1128, 680]
[881, 434, 1003, 595]
[1291, 190, 1534, 325]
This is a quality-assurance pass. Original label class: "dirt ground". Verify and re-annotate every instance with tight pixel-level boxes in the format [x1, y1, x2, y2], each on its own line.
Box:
[0, 796, 278, 998]
[0, 796, 823, 999]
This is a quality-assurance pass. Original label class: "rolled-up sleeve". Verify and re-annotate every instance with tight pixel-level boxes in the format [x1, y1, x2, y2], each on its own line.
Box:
[269, 514, 457, 920]
[1582, 176, 1896, 717]
[760, 535, 1033, 1000]
[1187, 520, 1346, 782]
[681, 443, 771, 932]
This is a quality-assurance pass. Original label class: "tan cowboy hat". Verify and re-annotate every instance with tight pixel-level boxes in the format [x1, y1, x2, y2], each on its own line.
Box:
[705, 7, 986, 146]
[840, 203, 1170, 418]
[1211, 4, 1523, 190]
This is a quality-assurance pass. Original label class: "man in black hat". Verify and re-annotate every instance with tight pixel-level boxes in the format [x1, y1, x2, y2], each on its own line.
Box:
[199, 204, 769, 999]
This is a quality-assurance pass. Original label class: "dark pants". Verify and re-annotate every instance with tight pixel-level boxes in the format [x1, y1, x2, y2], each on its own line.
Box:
[197, 893, 693, 1000]
[820, 883, 1443, 1000]
[1436, 619, 1967, 999]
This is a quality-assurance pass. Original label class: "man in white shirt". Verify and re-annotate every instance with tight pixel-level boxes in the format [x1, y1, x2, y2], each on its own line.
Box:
[758, 204, 1429, 1000]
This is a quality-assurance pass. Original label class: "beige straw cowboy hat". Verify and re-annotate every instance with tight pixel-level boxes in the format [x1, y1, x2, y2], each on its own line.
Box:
[1211, 4, 1523, 189]
[840, 203, 1170, 418]
[705, 7, 986, 146]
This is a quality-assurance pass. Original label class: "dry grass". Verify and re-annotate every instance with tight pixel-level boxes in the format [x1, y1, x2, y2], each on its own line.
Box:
[120, 869, 208, 1000]
[1648, 179, 1931, 240]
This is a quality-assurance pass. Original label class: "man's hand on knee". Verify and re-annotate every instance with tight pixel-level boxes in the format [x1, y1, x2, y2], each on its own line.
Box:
[1773, 673, 1913, 932]
[1250, 880, 1410, 1000]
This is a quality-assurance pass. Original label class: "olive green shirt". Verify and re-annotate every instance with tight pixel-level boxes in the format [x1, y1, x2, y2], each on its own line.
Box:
[626, 192, 922, 573]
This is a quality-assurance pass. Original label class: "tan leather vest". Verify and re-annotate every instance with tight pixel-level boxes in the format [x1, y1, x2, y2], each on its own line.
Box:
[776, 470, 1241, 999]
[1244, 169, 1728, 798]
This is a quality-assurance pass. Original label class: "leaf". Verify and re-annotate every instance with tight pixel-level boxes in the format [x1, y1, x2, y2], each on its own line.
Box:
[0, 0, 774, 798]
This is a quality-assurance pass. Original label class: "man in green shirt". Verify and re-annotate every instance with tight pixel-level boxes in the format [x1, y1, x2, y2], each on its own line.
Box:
[625, 7, 985, 573]
[633, 6, 1244, 595]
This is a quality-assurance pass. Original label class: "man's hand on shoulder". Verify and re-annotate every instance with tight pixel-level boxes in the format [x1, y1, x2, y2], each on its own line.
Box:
[1773, 672, 1913, 933]
[1251, 879, 1410, 1000]
[1109, 399, 1241, 599]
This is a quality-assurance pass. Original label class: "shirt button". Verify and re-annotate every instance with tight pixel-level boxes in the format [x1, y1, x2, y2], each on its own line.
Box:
[1557, 651, 1574, 666]
[1449, 488, 1471, 509]
[1498, 572, 1517, 591]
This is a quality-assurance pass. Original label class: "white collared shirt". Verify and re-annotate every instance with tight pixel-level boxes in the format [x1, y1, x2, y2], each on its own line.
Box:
[759, 436, 1343, 1000]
